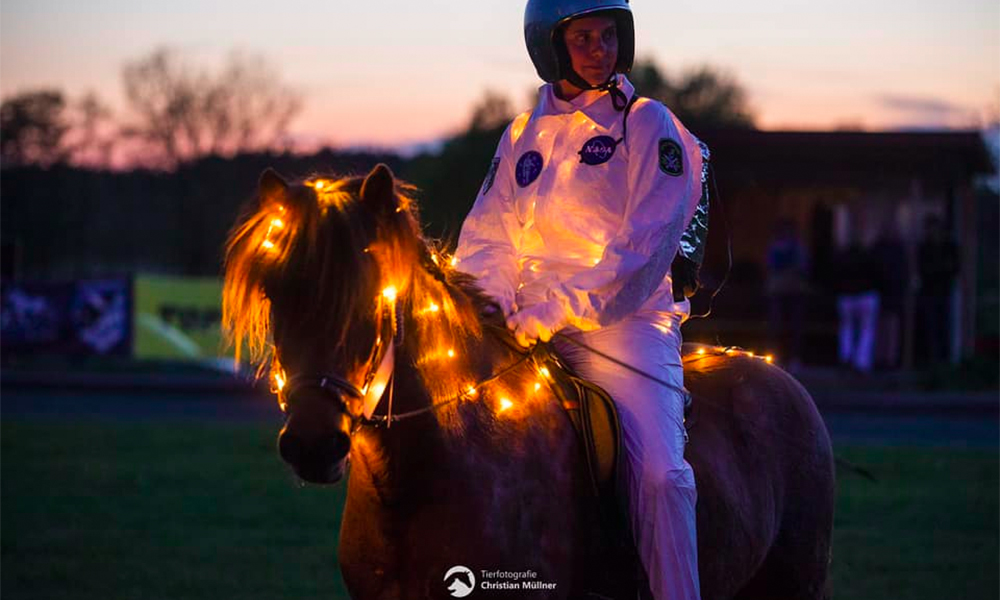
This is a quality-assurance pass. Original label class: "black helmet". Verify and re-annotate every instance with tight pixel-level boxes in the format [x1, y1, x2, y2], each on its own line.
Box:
[524, 0, 635, 84]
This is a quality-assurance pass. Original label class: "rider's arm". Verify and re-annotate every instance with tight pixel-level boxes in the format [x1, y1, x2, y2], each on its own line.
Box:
[455, 119, 524, 316]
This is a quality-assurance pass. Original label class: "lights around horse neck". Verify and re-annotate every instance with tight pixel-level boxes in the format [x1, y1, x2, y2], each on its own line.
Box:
[690, 346, 775, 365]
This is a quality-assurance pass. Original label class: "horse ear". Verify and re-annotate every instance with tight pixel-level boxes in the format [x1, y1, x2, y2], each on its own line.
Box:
[258, 168, 288, 203]
[360, 163, 397, 213]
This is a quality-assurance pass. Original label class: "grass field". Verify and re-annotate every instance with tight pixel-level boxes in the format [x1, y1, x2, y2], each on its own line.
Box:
[2, 420, 997, 599]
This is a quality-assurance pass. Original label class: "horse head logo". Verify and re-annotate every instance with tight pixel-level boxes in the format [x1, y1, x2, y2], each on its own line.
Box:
[443, 565, 476, 598]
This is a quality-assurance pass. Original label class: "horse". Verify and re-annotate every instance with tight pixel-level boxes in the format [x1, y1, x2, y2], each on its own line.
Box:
[222, 163, 835, 600]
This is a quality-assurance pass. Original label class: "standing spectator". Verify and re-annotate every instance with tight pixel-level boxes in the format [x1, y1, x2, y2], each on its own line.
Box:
[871, 221, 909, 369]
[917, 215, 960, 364]
[832, 232, 881, 373]
[765, 217, 808, 369]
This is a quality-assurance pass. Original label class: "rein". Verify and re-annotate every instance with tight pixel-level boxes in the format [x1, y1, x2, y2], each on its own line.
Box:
[358, 344, 535, 429]
[281, 287, 537, 432]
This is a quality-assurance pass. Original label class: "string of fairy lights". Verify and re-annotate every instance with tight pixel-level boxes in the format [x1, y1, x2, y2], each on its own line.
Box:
[261, 177, 777, 418]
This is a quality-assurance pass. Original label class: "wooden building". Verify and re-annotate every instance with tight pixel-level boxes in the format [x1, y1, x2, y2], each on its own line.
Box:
[687, 130, 996, 367]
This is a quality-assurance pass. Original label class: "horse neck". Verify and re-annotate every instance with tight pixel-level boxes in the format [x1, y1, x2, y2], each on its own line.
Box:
[348, 267, 512, 497]
[342, 271, 593, 586]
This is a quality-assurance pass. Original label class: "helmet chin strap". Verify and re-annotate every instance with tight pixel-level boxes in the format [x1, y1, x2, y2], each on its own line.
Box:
[565, 70, 629, 111]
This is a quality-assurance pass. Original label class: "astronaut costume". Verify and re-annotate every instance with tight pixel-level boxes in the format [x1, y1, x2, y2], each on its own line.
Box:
[455, 3, 704, 598]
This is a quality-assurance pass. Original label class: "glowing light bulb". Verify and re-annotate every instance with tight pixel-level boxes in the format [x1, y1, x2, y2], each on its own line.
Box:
[446, 348, 455, 358]
[534, 382, 542, 392]
[765, 355, 774, 364]
[696, 348, 706, 356]
[499, 398, 513, 412]
[278, 205, 286, 212]
[747, 351, 754, 358]
[314, 181, 325, 190]
[428, 302, 440, 313]
[261, 240, 275, 250]
[271, 218, 284, 229]
[382, 286, 398, 302]
[539, 367, 551, 380]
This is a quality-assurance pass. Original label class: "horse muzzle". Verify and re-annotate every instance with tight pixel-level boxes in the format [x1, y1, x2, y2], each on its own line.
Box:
[278, 412, 353, 484]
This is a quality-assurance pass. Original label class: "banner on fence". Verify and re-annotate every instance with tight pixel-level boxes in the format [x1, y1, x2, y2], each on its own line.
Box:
[1, 278, 132, 356]
[132, 275, 226, 362]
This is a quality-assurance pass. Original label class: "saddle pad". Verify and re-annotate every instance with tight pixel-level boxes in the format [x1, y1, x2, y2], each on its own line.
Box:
[541, 354, 622, 498]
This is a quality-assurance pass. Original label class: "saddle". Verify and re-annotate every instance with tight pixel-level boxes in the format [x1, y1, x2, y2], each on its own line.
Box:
[537, 346, 693, 499]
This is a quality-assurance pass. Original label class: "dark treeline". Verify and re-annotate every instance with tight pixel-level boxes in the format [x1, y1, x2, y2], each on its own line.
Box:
[1, 150, 409, 279]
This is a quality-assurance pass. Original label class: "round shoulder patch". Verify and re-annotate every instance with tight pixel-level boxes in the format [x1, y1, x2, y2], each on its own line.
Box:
[658, 139, 684, 177]
[515, 150, 543, 188]
[578, 135, 619, 166]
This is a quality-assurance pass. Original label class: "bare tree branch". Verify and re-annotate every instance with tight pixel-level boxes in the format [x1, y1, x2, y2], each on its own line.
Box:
[121, 48, 302, 168]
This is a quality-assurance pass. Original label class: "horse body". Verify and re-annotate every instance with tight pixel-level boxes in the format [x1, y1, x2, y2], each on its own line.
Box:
[222, 165, 834, 600]
[684, 353, 835, 600]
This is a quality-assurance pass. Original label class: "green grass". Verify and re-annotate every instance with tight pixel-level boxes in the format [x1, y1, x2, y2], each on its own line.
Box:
[2, 421, 997, 599]
[832, 445, 999, 599]
[1, 422, 350, 600]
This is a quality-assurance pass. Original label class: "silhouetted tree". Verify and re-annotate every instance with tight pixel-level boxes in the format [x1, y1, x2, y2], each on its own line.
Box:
[1, 90, 70, 168]
[469, 90, 515, 132]
[63, 92, 118, 168]
[403, 91, 515, 241]
[121, 48, 302, 168]
[631, 59, 755, 131]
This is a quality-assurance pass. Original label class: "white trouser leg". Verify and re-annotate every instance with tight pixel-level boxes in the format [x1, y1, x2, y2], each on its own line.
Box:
[854, 292, 880, 373]
[837, 295, 855, 365]
[555, 314, 700, 600]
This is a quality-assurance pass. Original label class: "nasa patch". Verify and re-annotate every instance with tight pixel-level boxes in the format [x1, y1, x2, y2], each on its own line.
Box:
[658, 139, 684, 177]
[515, 150, 543, 188]
[481, 157, 500, 195]
[578, 135, 619, 166]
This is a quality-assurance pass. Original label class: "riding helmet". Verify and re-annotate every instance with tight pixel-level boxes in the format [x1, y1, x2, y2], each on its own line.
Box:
[524, 0, 635, 83]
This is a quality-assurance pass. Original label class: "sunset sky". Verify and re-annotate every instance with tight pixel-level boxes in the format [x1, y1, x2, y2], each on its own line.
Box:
[2, 0, 998, 150]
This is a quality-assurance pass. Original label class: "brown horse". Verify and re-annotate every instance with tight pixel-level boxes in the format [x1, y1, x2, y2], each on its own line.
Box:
[222, 164, 835, 600]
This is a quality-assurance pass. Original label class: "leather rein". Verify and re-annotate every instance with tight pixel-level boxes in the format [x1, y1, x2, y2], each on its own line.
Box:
[280, 292, 533, 432]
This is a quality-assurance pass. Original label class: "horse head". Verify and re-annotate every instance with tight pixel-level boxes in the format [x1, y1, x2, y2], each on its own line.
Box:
[223, 164, 432, 483]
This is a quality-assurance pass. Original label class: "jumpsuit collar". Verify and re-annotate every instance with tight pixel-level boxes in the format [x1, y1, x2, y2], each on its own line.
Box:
[536, 74, 635, 117]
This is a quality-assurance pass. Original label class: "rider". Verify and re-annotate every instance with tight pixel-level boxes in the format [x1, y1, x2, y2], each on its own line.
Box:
[455, 1, 704, 598]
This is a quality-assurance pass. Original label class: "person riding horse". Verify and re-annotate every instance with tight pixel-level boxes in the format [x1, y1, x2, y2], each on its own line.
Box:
[456, 1, 707, 597]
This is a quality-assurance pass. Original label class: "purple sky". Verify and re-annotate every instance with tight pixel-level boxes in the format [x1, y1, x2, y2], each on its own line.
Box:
[2, 0, 997, 149]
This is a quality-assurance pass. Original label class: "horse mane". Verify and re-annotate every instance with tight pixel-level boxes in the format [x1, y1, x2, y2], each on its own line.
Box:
[222, 170, 502, 380]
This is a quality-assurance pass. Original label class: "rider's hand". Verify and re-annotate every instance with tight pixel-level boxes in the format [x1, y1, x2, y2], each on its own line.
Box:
[506, 300, 569, 347]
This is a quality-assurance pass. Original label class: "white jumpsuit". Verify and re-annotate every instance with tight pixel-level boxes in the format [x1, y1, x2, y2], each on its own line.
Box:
[456, 75, 702, 600]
